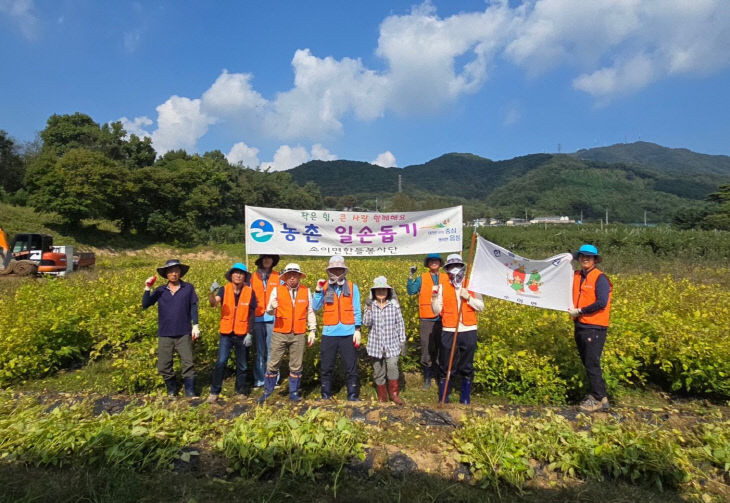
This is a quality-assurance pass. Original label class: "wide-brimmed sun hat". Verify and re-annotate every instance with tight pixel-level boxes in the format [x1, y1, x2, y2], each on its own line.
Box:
[326, 255, 349, 273]
[423, 253, 443, 267]
[281, 263, 306, 279]
[157, 259, 190, 278]
[443, 254, 465, 270]
[255, 254, 280, 268]
[225, 262, 251, 282]
[370, 275, 395, 300]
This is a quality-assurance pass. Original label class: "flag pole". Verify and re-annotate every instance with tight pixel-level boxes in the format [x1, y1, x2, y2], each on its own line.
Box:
[440, 229, 478, 406]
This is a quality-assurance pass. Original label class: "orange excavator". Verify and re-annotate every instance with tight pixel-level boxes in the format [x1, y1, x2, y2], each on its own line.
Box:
[0, 227, 95, 276]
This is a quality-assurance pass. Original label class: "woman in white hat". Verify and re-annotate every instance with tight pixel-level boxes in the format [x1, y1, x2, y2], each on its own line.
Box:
[363, 276, 406, 405]
[258, 263, 316, 403]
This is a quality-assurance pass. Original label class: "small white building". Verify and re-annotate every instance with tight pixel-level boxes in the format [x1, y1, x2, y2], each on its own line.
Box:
[530, 216, 574, 224]
[506, 218, 529, 226]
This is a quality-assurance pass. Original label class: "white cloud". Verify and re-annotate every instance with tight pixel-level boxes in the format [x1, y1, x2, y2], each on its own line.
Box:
[151, 96, 213, 155]
[226, 142, 260, 168]
[123, 30, 142, 53]
[503, 105, 521, 126]
[310, 143, 337, 161]
[119, 116, 153, 138]
[372, 151, 397, 168]
[261, 145, 310, 172]
[0, 0, 40, 40]
[125, 0, 730, 153]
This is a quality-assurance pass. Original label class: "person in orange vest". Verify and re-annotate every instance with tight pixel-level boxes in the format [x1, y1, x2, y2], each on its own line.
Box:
[206, 262, 256, 403]
[568, 244, 613, 413]
[250, 254, 280, 388]
[431, 253, 484, 404]
[407, 253, 447, 389]
[258, 263, 316, 403]
[312, 255, 363, 401]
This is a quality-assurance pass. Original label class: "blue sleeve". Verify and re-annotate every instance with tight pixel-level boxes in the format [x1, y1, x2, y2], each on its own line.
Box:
[312, 289, 324, 311]
[406, 276, 421, 295]
[142, 288, 161, 309]
[580, 274, 610, 314]
[353, 285, 362, 327]
[190, 287, 199, 325]
[250, 291, 257, 311]
[217, 287, 225, 298]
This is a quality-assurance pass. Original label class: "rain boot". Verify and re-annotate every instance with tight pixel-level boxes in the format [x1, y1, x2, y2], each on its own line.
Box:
[320, 380, 333, 400]
[460, 379, 472, 405]
[376, 383, 388, 402]
[289, 372, 302, 402]
[387, 379, 404, 406]
[257, 373, 278, 404]
[422, 367, 432, 390]
[164, 378, 178, 396]
[346, 382, 360, 402]
[183, 377, 196, 397]
[438, 378, 451, 403]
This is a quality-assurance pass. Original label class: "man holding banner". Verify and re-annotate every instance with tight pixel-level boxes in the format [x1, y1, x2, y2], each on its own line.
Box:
[431, 253, 484, 404]
[312, 255, 363, 401]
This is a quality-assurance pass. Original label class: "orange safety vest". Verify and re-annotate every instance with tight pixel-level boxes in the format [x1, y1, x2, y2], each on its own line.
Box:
[219, 283, 253, 335]
[322, 281, 355, 326]
[273, 285, 309, 334]
[572, 268, 612, 327]
[418, 272, 449, 319]
[440, 279, 478, 329]
[251, 271, 280, 317]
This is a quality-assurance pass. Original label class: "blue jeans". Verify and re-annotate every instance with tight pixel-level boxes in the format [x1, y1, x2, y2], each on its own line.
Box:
[253, 321, 273, 386]
[210, 334, 249, 395]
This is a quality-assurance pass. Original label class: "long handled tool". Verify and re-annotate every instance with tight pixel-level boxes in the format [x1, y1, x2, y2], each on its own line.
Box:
[440, 231, 478, 405]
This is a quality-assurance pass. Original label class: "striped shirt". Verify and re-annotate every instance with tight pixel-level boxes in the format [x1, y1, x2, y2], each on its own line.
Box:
[363, 300, 406, 359]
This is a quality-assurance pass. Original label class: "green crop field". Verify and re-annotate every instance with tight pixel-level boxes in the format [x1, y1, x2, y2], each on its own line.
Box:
[1, 228, 729, 502]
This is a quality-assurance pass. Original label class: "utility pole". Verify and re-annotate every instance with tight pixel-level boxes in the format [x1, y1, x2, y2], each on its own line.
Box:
[398, 174, 402, 193]
[644, 210, 647, 227]
[375, 197, 378, 212]
[605, 209, 609, 226]
[580, 209, 583, 223]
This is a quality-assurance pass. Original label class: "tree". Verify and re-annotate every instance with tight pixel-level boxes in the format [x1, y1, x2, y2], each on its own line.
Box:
[0, 130, 24, 194]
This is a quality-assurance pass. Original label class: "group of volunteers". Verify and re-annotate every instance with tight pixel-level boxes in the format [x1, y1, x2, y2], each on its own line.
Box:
[142, 243, 612, 413]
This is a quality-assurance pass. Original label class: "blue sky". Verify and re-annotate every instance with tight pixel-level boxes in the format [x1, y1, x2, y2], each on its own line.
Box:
[1, 0, 729, 170]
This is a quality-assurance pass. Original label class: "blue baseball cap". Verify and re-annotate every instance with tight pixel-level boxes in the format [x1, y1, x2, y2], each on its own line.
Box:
[225, 262, 250, 281]
[574, 244, 601, 261]
[423, 253, 443, 267]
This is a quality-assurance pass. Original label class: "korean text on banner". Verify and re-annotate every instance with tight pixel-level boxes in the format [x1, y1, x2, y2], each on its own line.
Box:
[245, 205, 463, 256]
[468, 236, 573, 312]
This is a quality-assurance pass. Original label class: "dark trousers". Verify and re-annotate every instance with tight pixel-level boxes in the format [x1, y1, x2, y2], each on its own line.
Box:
[210, 334, 249, 395]
[419, 319, 442, 371]
[157, 335, 194, 380]
[438, 330, 477, 381]
[574, 325, 608, 400]
[320, 334, 358, 386]
[253, 321, 273, 386]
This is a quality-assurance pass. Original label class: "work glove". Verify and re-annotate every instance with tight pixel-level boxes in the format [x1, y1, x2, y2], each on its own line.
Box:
[307, 330, 316, 347]
[243, 333, 253, 347]
[409, 265, 417, 277]
[353, 329, 361, 348]
[568, 307, 581, 317]
[191, 324, 200, 341]
[460, 288, 471, 301]
[269, 296, 279, 309]
[316, 279, 326, 292]
[144, 276, 157, 291]
[210, 280, 220, 293]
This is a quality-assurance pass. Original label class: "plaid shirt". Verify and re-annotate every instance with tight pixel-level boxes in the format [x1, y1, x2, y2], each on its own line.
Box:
[363, 300, 406, 358]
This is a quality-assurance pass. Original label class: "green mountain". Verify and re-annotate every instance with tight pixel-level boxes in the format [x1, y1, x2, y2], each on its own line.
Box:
[287, 143, 730, 222]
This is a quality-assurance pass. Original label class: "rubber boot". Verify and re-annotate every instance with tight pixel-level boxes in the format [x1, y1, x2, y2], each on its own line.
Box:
[257, 373, 278, 404]
[289, 372, 303, 402]
[320, 380, 333, 400]
[460, 379, 472, 405]
[183, 377, 196, 397]
[164, 378, 178, 396]
[376, 383, 388, 402]
[346, 382, 360, 402]
[235, 370, 250, 396]
[422, 367, 432, 390]
[438, 378, 452, 403]
[387, 379, 404, 406]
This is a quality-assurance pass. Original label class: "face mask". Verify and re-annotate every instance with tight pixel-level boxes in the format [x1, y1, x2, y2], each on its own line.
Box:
[447, 266, 465, 286]
[328, 272, 346, 285]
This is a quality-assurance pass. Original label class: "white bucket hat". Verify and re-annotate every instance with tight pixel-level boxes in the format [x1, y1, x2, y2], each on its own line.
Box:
[444, 253, 465, 269]
[281, 263, 306, 278]
[326, 255, 349, 274]
[370, 275, 393, 292]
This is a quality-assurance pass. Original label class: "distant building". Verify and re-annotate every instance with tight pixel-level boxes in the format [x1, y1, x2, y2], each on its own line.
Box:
[529, 216, 574, 224]
[506, 218, 529, 226]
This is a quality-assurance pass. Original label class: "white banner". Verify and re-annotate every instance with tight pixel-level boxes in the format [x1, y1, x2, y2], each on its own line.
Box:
[468, 236, 574, 312]
[245, 205, 463, 256]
